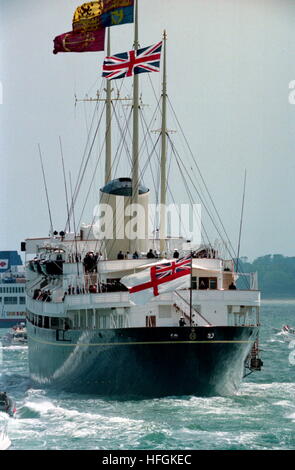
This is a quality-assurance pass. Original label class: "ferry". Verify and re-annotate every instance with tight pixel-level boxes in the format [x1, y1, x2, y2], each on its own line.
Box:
[0, 251, 26, 328]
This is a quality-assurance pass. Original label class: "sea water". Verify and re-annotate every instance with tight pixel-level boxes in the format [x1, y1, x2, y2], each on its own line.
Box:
[0, 301, 294, 450]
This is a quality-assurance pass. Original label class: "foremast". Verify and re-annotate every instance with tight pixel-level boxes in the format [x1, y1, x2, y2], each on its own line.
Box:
[105, 27, 112, 184]
[131, 0, 140, 254]
[159, 31, 168, 256]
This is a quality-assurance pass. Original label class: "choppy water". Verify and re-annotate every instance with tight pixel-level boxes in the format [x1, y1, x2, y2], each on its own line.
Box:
[0, 301, 294, 450]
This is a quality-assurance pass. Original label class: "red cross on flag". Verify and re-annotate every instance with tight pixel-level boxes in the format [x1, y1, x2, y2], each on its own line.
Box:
[121, 255, 192, 304]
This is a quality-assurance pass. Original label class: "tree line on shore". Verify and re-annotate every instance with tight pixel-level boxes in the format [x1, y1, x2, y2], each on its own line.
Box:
[239, 254, 295, 298]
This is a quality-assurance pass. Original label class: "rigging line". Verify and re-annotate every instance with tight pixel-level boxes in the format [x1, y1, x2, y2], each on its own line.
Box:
[66, 103, 105, 234]
[38, 144, 54, 235]
[112, 86, 160, 196]
[167, 133, 231, 251]
[93, 117, 142, 258]
[170, 141, 229, 254]
[139, 102, 161, 177]
[133, 105, 161, 200]
[134, 101, 163, 204]
[86, 77, 104, 98]
[137, 95, 162, 159]
[147, 135, 209, 250]
[64, 100, 100, 232]
[59, 136, 71, 233]
[168, 137, 249, 288]
[140, 132, 161, 191]
[139, 124, 166, 243]
[76, 133, 106, 234]
[236, 169, 248, 281]
[139, 104, 207, 248]
[73, 101, 101, 200]
[79, 80, 132, 255]
[136, 95, 162, 171]
[171, 159, 212, 249]
[138, 112, 161, 234]
[166, 99, 215, 213]
[76, 105, 133, 258]
[138, 110, 159, 191]
[111, 103, 133, 175]
[94, 111, 138, 258]
[72, 98, 103, 199]
[83, 100, 91, 136]
[167, 135, 216, 250]
[73, 88, 133, 258]
[113, 86, 161, 184]
[76, 97, 129, 241]
[74, 100, 100, 191]
[69, 171, 79, 277]
[167, 96, 238, 258]
[147, 73, 163, 119]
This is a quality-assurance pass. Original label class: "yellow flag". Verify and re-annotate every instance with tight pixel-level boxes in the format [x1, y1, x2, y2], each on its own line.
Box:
[73, 1, 134, 32]
[73, 2, 104, 32]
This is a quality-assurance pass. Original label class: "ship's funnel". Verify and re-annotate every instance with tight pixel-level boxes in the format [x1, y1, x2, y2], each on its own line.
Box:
[97, 178, 149, 260]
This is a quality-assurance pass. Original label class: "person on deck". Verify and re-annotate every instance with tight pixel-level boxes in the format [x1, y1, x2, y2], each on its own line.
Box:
[147, 249, 155, 259]
[173, 249, 179, 259]
[179, 317, 186, 327]
[228, 282, 237, 290]
[117, 251, 124, 260]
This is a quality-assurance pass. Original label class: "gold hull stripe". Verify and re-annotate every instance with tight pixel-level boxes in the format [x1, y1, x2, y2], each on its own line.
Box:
[28, 335, 253, 348]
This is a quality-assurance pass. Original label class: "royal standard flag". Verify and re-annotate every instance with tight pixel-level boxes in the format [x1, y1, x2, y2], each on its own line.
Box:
[73, 0, 134, 32]
[53, 29, 105, 54]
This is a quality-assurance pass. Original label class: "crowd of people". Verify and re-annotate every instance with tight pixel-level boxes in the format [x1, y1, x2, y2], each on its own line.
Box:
[62, 279, 127, 300]
[117, 250, 140, 260]
[83, 252, 103, 273]
[33, 289, 52, 302]
[116, 249, 180, 260]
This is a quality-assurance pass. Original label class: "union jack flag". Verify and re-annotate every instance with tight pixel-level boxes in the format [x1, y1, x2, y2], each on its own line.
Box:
[102, 41, 162, 80]
[155, 255, 192, 282]
[121, 254, 192, 297]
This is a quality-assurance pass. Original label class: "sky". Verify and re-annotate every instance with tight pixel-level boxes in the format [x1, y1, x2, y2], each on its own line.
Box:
[1, 0, 295, 261]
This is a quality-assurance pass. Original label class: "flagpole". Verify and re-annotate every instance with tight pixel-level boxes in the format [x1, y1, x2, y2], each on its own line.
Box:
[131, 0, 139, 254]
[160, 30, 167, 256]
[105, 27, 112, 184]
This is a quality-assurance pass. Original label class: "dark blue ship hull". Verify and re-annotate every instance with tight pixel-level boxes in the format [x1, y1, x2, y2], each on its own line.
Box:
[27, 322, 258, 398]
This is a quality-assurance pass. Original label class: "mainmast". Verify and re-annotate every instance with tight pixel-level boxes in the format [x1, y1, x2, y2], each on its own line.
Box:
[105, 28, 112, 184]
[159, 31, 168, 255]
[131, 0, 140, 254]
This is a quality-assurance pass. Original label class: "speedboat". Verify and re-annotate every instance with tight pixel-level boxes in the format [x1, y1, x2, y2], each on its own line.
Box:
[281, 325, 295, 343]
[1, 323, 27, 346]
[0, 393, 16, 418]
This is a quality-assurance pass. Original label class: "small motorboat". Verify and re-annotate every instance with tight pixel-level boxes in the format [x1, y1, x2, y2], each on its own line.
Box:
[1, 323, 27, 346]
[281, 325, 295, 342]
[0, 393, 16, 418]
[0, 417, 11, 450]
